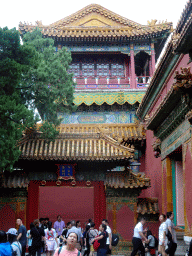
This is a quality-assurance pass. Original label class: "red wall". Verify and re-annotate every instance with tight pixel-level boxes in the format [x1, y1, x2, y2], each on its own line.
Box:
[184, 145, 192, 231]
[0, 204, 15, 231]
[116, 205, 135, 240]
[139, 130, 162, 213]
[27, 181, 106, 230]
[148, 54, 191, 116]
[39, 186, 94, 227]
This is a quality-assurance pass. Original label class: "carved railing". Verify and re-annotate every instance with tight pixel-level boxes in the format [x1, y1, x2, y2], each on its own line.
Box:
[73, 77, 131, 89]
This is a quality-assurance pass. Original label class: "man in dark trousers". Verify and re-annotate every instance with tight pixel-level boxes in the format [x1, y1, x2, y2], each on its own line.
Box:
[165, 212, 177, 256]
[16, 218, 27, 256]
[131, 217, 149, 256]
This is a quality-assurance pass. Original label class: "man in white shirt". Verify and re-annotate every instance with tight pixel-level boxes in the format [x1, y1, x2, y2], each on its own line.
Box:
[102, 219, 112, 255]
[165, 212, 177, 256]
[131, 217, 148, 256]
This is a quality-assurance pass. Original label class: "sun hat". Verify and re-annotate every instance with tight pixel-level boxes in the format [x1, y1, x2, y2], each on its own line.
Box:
[6, 228, 17, 236]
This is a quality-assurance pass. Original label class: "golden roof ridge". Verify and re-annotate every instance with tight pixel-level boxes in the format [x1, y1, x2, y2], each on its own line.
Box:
[49, 3, 142, 29]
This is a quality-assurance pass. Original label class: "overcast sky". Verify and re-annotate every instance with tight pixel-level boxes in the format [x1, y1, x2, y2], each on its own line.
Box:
[1, 0, 189, 30]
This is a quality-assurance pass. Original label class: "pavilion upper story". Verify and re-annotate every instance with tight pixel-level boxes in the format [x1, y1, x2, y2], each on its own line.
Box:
[19, 4, 172, 92]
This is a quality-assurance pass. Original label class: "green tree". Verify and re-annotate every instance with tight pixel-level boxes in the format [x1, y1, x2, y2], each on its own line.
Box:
[21, 28, 75, 126]
[0, 27, 38, 172]
[0, 27, 75, 172]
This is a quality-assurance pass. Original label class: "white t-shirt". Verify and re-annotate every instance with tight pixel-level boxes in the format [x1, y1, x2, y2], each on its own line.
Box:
[106, 226, 112, 245]
[11, 241, 22, 256]
[166, 219, 177, 243]
[159, 222, 167, 241]
[133, 222, 143, 239]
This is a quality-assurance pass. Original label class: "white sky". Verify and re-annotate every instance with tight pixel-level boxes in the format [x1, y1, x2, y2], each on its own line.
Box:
[1, 0, 188, 30]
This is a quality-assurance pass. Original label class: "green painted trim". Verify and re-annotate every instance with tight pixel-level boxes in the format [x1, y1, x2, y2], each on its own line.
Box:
[74, 91, 145, 106]
[161, 120, 191, 159]
[171, 159, 177, 226]
[154, 100, 189, 140]
[138, 54, 180, 120]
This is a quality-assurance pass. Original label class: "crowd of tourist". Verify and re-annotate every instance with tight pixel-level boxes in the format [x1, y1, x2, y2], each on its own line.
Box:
[0, 217, 112, 256]
[131, 211, 178, 256]
[0, 211, 182, 256]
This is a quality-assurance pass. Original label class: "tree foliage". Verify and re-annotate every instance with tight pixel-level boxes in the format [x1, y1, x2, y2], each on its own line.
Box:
[21, 28, 75, 125]
[0, 27, 75, 172]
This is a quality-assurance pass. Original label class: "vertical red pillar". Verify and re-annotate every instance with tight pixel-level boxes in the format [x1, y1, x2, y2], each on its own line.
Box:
[94, 181, 106, 229]
[130, 44, 136, 89]
[27, 181, 40, 229]
[151, 42, 156, 75]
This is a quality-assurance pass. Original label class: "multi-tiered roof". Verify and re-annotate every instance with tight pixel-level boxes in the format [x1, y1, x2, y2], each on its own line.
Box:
[19, 4, 172, 42]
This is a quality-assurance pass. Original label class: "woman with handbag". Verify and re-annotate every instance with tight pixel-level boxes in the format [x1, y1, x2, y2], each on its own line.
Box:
[91, 224, 108, 256]
[88, 223, 98, 256]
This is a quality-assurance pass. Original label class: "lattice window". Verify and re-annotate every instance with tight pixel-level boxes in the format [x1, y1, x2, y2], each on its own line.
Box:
[82, 63, 95, 77]
[69, 64, 80, 77]
[97, 64, 109, 77]
[111, 63, 125, 77]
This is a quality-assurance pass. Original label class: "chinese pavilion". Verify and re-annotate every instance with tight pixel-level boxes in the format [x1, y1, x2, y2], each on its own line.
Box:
[137, 0, 192, 251]
[0, 4, 172, 254]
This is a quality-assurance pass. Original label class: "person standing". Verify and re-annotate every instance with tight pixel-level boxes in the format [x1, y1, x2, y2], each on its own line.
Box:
[45, 221, 58, 256]
[27, 223, 35, 256]
[7, 228, 22, 256]
[91, 224, 108, 256]
[165, 212, 177, 256]
[102, 219, 112, 256]
[60, 222, 72, 245]
[131, 217, 148, 256]
[44, 218, 50, 230]
[30, 219, 45, 256]
[76, 221, 83, 244]
[0, 230, 12, 256]
[145, 230, 156, 256]
[54, 216, 65, 237]
[39, 218, 45, 229]
[16, 218, 27, 256]
[158, 214, 168, 256]
[88, 223, 98, 256]
[87, 219, 92, 227]
[67, 221, 82, 250]
[83, 225, 90, 256]
[54, 232, 81, 256]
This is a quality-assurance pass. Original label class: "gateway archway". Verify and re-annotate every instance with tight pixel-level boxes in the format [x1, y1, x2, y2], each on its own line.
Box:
[39, 186, 94, 226]
[26, 180, 106, 229]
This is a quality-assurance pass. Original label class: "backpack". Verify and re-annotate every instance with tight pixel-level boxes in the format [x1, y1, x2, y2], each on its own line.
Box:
[111, 234, 119, 247]
[58, 247, 80, 256]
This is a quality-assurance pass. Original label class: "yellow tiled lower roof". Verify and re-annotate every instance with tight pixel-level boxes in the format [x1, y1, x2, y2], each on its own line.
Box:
[19, 124, 145, 161]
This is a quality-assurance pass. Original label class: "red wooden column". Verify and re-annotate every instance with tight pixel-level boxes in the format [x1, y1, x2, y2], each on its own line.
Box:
[130, 44, 136, 89]
[151, 42, 156, 75]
